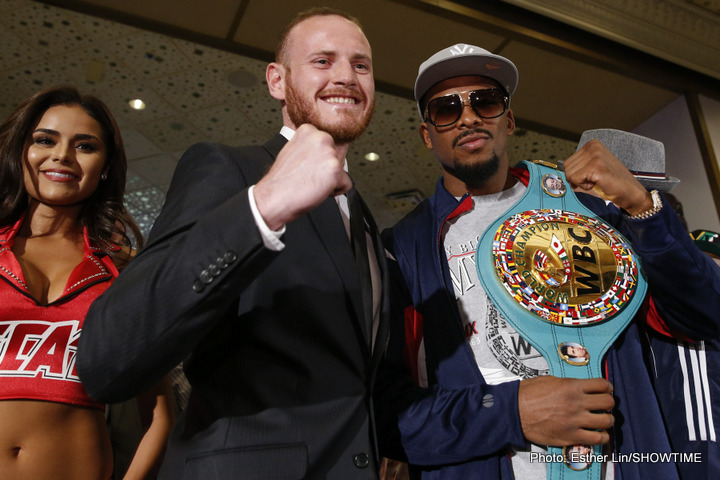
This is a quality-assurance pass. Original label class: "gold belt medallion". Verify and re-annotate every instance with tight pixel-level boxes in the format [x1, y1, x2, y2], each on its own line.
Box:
[491, 209, 640, 326]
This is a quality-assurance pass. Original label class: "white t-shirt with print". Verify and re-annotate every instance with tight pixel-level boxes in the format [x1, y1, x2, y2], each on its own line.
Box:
[442, 181, 548, 480]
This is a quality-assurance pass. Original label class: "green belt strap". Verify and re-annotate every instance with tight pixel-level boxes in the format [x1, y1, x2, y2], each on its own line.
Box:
[475, 160, 647, 480]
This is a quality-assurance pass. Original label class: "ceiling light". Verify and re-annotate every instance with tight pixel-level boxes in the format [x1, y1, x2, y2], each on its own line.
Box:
[364, 152, 380, 161]
[128, 98, 146, 110]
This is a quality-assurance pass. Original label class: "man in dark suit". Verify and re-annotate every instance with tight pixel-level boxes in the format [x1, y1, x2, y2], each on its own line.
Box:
[77, 8, 388, 479]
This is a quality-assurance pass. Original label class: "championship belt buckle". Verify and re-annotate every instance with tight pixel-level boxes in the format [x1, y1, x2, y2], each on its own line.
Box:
[476, 161, 647, 480]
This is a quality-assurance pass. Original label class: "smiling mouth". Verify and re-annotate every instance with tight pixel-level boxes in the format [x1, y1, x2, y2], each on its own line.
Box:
[42, 171, 78, 181]
[323, 96, 358, 104]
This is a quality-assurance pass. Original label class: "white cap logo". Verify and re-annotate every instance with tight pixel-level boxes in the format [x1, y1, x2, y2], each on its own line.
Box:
[449, 44, 474, 55]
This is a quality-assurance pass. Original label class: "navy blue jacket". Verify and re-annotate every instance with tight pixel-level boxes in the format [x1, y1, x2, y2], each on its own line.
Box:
[646, 334, 720, 479]
[376, 171, 720, 479]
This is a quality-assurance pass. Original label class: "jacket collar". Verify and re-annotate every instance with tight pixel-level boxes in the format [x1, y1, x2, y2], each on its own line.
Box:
[429, 166, 530, 226]
[263, 132, 289, 158]
[0, 216, 116, 302]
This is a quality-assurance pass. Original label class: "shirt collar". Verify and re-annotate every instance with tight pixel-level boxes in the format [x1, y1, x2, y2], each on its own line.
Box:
[279, 126, 349, 172]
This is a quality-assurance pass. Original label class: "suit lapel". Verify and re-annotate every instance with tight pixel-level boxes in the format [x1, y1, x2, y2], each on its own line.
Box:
[264, 132, 377, 354]
[262, 133, 288, 159]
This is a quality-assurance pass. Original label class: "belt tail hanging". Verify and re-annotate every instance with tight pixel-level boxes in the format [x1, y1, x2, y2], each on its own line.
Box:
[475, 160, 647, 480]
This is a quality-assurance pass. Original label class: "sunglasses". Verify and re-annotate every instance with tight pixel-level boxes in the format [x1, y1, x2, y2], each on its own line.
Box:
[424, 88, 509, 127]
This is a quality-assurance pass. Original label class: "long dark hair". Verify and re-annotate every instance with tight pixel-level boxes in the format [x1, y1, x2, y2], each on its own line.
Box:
[0, 85, 144, 254]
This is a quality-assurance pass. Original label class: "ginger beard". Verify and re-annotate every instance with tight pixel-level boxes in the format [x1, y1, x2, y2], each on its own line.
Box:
[284, 69, 374, 145]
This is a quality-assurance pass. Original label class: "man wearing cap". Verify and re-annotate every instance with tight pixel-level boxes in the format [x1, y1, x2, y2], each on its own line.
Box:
[375, 43, 720, 479]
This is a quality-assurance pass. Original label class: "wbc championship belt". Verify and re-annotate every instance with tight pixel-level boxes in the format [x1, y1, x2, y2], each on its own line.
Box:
[475, 160, 647, 480]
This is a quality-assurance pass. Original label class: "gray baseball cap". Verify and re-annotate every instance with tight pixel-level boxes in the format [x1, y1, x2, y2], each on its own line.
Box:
[414, 43, 518, 118]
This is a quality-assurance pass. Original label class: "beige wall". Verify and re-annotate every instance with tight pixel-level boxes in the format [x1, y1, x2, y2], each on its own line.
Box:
[700, 94, 720, 193]
[633, 95, 720, 233]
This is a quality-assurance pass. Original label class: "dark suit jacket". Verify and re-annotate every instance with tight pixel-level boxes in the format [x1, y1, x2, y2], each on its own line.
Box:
[77, 134, 390, 479]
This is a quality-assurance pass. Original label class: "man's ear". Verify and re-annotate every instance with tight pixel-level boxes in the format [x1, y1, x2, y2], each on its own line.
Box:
[266, 62, 286, 101]
[419, 122, 434, 150]
[506, 109, 516, 136]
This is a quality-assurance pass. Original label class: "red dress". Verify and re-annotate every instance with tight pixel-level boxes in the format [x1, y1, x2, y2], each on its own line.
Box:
[0, 218, 118, 409]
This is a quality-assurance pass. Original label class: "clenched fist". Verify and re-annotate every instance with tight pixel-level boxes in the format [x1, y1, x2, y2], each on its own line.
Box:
[254, 124, 353, 230]
[564, 140, 653, 216]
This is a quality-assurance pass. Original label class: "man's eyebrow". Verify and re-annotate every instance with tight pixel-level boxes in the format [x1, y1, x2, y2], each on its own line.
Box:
[307, 50, 371, 61]
[308, 49, 336, 57]
[352, 53, 372, 62]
